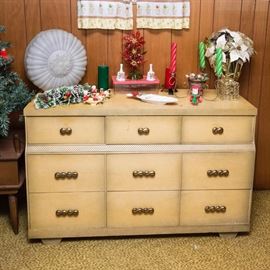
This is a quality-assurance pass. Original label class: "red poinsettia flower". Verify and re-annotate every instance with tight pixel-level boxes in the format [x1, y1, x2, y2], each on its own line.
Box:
[122, 31, 146, 79]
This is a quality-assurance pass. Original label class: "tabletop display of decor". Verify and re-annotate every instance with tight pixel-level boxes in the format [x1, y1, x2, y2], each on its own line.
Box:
[34, 84, 110, 109]
[203, 28, 255, 100]
[122, 30, 146, 80]
[0, 25, 33, 137]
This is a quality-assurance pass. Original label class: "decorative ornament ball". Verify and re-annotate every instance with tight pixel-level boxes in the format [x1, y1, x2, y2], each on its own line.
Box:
[24, 29, 87, 91]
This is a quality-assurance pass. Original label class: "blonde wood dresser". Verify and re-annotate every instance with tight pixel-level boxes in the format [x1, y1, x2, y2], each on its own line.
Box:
[24, 91, 257, 242]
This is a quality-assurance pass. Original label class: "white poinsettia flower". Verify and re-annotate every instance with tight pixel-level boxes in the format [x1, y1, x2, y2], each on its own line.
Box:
[229, 31, 242, 44]
[216, 34, 226, 49]
[204, 28, 254, 80]
[230, 49, 241, 62]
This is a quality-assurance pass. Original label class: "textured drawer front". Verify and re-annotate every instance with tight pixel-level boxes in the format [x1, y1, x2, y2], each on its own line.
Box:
[107, 154, 181, 191]
[107, 191, 179, 227]
[180, 190, 251, 226]
[27, 116, 104, 144]
[29, 192, 105, 229]
[27, 155, 105, 192]
[106, 116, 181, 144]
[182, 152, 255, 190]
[182, 116, 254, 144]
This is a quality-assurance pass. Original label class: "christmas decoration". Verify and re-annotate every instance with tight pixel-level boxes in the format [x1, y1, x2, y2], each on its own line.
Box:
[204, 28, 255, 81]
[186, 73, 208, 105]
[0, 25, 33, 137]
[116, 63, 125, 81]
[203, 28, 255, 100]
[146, 64, 155, 81]
[122, 31, 146, 80]
[34, 84, 110, 109]
[198, 42, 206, 70]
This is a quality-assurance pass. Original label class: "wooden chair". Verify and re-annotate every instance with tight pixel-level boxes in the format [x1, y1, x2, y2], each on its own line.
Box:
[0, 129, 25, 234]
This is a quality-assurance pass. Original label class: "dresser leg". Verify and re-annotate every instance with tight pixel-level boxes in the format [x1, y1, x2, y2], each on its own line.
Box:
[219, 232, 238, 238]
[41, 238, 62, 245]
[8, 195, 18, 234]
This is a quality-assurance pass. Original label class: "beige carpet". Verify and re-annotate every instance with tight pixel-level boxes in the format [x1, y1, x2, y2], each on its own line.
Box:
[0, 191, 270, 270]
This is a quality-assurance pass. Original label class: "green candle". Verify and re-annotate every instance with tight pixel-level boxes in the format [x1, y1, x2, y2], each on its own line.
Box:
[199, 42, 206, 70]
[215, 48, 223, 78]
[98, 65, 109, 90]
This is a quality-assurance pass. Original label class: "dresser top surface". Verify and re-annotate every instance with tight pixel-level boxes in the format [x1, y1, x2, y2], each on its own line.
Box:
[24, 90, 257, 116]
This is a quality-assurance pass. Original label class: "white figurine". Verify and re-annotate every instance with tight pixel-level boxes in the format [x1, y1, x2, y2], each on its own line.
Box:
[146, 64, 155, 81]
[116, 63, 125, 81]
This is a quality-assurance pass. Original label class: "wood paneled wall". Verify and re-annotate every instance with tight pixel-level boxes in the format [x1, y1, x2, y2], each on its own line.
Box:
[0, 0, 270, 188]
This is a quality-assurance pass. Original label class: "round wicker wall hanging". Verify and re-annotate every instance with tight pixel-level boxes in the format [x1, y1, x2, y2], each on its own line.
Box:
[24, 29, 87, 91]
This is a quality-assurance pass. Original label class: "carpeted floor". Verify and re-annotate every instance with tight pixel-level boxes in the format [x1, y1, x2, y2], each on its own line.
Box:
[0, 191, 270, 270]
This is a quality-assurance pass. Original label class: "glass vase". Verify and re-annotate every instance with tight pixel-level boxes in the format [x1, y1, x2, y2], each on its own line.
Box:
[216, 76, 239, 100]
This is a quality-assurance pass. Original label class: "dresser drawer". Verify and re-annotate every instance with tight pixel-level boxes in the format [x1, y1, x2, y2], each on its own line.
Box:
[182, 116, 255, 144]
[182, 152, 255, 190]
[105, 116, 181, 144]
[107, 154, 181, 191]
[26, 116, 104, 144]
[27, 155, 105, 192]
[180, 190, 251, 226]
[107, 191, 179, 227]
[29, 192, 105, 230]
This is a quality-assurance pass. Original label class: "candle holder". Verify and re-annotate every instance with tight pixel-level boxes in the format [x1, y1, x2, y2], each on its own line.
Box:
[164, 68, 177, 95]
[186, 73, 208, 96]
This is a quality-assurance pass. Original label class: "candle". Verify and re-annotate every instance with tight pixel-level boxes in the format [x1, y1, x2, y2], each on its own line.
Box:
[199, 42, 206, 70]
[170, 42, 177, 73]
[165, 67, 171, 89]
[98, 65, 109, 90]
[215, 48, 223, 78]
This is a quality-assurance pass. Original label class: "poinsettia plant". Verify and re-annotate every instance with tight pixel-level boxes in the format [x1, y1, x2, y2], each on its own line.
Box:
[122, 31, 146, 80]
[204, 28, 255, 81]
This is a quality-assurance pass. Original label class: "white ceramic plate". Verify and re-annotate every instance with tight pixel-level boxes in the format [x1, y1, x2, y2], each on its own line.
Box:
[127, 94, 178, 105]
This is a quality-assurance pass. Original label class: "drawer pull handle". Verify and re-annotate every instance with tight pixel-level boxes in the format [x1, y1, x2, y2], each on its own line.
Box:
[207, 170, 229, 177]
[204, 205, 226, 213]
[55, 172, 79, 180]
[60, 127, 72, 136]
[138, 127, 150, 135]
[55, 209, 79, 217]
[212, 127, 224, 135]
[132, 207, 154, 215]
[133, 170, 156, 177]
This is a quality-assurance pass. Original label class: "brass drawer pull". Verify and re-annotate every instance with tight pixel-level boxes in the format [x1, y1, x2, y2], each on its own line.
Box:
[60, 127, 72, 136]
[133, 170, 156, 177]
[205, 205, 226, 213]
[218, 169, 229, 177]
[55, 209, 79, 217]
[55, 171, 79, 180]
[207, 170, 229, 177]
[212, 127, 224, 135]
[132, 207, 154, 215]
[138, 127, 150, 135]
[54, 172, 66, 179]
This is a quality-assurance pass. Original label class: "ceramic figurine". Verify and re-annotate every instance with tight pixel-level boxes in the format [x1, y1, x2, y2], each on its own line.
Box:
[116, 63, 125, 81]
[146, 64, 155, 81]
[190, 84, 202, 105]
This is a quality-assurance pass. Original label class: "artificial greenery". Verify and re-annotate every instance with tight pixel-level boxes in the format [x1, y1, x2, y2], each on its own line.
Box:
[0, 25, 33, 137]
